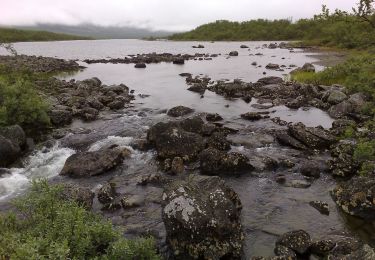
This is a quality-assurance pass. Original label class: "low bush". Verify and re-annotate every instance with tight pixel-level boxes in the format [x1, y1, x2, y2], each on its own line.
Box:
[0, 180, 160, 260]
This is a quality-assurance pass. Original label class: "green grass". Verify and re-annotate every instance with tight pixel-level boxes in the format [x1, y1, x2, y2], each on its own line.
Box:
[0, 27, 90, 43]
[0, 180, 161, 260]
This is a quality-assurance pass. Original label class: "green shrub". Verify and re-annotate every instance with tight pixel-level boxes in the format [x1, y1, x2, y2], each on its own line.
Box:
[354, 141, 375, 162]
[291, 52, 375, 99]
[0, 180, 160, 260]
[0, 79, 50, 129]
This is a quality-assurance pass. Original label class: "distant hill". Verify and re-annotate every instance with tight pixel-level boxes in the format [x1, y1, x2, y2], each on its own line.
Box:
[16, 24, 175, 39]
[0, 27, 90, 43]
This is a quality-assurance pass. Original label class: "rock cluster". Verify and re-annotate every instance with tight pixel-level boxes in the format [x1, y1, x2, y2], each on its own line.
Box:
[39, 77, 134, 126]
[0, 54, 82, 73]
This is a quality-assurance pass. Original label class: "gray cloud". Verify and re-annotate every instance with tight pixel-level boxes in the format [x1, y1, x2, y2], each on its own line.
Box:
[1, 0, 359, 31]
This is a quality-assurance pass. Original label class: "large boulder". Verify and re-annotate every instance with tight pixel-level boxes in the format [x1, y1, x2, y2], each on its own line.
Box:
[60, 147, 130, 177]
[0, 125, 26, 148]
[0, 135, 21, 167]
[288, 123, 336, 150]
[162, 175, 243, 259]
[154, 126, 205, 161]
[200, 147, 253, 175]
[331, 176, 375, 220]
[49, 109, 73, 126]
[347, 93, 367, 113]
[325, 90, 347, 105]
[328, 101, 353, 118]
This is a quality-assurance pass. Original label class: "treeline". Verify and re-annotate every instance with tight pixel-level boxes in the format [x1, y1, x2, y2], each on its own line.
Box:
[0, 27, 90, 43]
[170, 13, 375, 49]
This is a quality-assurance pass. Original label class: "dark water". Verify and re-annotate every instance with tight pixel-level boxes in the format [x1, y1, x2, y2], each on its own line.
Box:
[1, 40, 368, 258]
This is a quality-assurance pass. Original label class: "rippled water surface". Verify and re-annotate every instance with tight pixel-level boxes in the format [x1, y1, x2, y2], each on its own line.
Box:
[0, 40, 361, 258]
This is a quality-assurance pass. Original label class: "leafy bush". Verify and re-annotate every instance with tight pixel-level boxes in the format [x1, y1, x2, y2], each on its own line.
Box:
[0, 79, 50, 129]
[292, 52, 375, 100]
[170, 12, 375, 49]
[0, 180, 160, 260]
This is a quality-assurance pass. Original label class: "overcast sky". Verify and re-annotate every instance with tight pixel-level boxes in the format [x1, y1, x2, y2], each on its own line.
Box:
[1, 0, 358, 31]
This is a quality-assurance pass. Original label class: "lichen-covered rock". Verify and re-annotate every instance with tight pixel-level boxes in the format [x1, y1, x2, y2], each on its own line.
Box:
[207, 132, 231, 151]
[274, 245, 297, 259]
[60, 147, 130, 177]
[200, 147, 253, 175]
[97, 182, 118, 204]
[310, 239, 335, 256]
[329, 140, 358, 177]
[60, 183, 94, 209]
[288, 123, 336, 150]
[325, 90, 347, 105]
[341, 244, 375, 260]
[171, 157, 184, 174]
[275, 230, 311, 255]
[162, 175, 243, 259]
[331, 176, 375, 220]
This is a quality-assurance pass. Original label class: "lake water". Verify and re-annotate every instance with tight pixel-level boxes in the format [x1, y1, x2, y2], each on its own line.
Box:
[1, 40, 365, 258]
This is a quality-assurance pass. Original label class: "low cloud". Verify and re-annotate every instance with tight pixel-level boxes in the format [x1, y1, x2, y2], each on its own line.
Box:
[1, 0, 358, 31]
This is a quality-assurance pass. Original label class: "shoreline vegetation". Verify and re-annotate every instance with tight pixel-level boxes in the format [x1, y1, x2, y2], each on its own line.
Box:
[0, 27, 90, 43]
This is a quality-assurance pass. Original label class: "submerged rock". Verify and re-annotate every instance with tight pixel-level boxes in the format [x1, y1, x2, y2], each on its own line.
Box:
[309, 201, 330, 215]
[206, 113, 223, 122]
[241, 111, 270, 121]
[60, 147, 130, 177]
[199, 147, 253, 175]
[162, 175, 243, 259]
[229, 51, 239, 56]
[275, 230, 311, 255]
[167, 106, 194, 117]
[134, 63, 146, 68]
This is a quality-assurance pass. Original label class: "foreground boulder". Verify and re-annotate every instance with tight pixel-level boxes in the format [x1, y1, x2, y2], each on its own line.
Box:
[162, 175, 243, 259]
[331, 176, 375, 220]
[0, 125, 26, 167]
[200, 147, 253, 175]
[60, 147, 130, 177]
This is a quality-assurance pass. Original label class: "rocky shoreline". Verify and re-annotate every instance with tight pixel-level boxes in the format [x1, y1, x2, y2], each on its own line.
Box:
[0, 52, 374, 259]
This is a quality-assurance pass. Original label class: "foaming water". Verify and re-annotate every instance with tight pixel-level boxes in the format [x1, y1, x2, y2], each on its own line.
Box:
[88, 136, 134, 152]
[0, 143, 75, 200]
